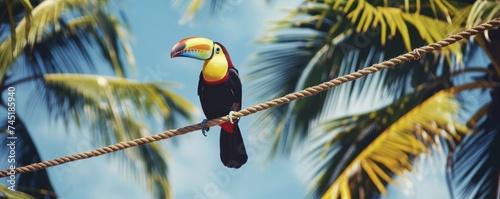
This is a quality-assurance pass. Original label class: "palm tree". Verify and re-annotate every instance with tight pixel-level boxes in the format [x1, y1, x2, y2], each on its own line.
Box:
[248, 0, 500, 198]
[0, 0, 194, 198]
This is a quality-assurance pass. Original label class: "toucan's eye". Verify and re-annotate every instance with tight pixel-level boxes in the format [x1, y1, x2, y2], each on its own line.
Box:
[215, 47, 221, 54]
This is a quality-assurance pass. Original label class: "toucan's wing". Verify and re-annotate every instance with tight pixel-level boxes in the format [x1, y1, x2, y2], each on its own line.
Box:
[228, 68, 242, 111]
[220, 68, 247, 168]
[198, 72, 204, 96]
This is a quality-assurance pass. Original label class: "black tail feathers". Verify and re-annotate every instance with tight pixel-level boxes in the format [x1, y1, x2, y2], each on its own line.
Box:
[219, 125, 248, 168]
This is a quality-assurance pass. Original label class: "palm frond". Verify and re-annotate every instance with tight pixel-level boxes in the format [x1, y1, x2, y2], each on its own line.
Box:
[449, 119, 500, 199]
[466, 1, 500, 77]
[0, 1, 178, 198]
[283, 0, 464, 51]
[466, 1, 500, 28]
[39, 73, 195, 199]
[0, 0, 133, 81]
[448, 64, 500, 199]
[103, 114, 172, 199]
[42, 73, 195, 134]
[173, 0, 231, 23]
[306, 90, 468, 198]
[247, 31, 328, 155]
[172, 0, 204, 23]
[0, 118, 57, 199]
[0, 185, 35, 199]
[250, 0, 467, 156]
[1, 0, 33, 47]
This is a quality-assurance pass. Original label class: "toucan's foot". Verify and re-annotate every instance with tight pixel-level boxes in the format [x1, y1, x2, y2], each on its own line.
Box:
[201, 119, 210, 137]
[229, 111, 239, 124]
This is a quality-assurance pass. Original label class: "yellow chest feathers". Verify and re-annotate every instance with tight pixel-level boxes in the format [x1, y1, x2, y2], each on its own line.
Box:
[202, 51, 229, 83]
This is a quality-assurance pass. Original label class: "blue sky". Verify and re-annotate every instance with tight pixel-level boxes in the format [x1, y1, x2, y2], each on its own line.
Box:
[2, 0, 455, 198]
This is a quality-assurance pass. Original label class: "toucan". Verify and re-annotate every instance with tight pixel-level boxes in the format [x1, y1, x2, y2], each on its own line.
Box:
[170, 37, 248, 169]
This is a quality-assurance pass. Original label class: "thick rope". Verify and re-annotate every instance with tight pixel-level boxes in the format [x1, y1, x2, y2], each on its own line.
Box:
[1, 18, 500, 177]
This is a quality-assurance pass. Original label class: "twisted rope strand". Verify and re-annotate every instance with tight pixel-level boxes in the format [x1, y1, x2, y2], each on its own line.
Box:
[1, 17, 499, 177]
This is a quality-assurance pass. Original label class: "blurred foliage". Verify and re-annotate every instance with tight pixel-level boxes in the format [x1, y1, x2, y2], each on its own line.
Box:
[0, 0, 195, 198]
[248, 0, 500, 198]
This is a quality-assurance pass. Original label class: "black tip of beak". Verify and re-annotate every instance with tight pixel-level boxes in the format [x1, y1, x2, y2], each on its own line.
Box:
[170, 42, 186, 58]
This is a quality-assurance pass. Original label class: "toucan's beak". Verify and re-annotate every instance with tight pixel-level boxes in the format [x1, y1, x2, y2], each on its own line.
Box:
[170, 37, 214, 60]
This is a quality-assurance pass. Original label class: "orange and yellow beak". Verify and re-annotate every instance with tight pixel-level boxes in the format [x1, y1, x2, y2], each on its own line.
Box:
[170, 37, 215, 60]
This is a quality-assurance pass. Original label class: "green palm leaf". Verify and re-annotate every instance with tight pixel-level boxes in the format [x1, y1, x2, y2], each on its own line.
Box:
[307, 90, 467, 198]
[1, 0, 33, 47]
[1, 1, 189, 198]
[249, 0, 468, 156]
[248, 0, 500, 198]
[42, 73, 195, 136]
[466, 0, 500, 28]
[40, 74, 195, 198]
[0, 0, 133, 80]
[465, 1, 500, 76]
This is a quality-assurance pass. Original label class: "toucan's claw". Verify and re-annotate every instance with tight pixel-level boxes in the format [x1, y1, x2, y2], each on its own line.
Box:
[229, 111, 239, 124]
[201, 119, 210, 137]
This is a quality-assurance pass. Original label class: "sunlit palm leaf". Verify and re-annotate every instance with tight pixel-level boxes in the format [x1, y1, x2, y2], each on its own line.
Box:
[465, 1, 500, 76]
[279, 0, 464, 52]
[268, 0, 467, 94]
[0, 185, 35, 199]
[248, 0, 500, 198]
[307, 90, 468, 198]
[172, 0, 230, 23]
[173, 0, 205, 23]
[316, 0, 462, 52]
[249, 0, 467, 156]
[42, 73, 195, 135]
[41, 74, 195, 198]
[466, 1, 500, 28]
[0, 119, 57, 199]
[1, 0, 33, 47]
